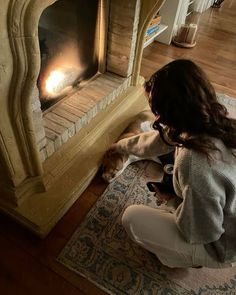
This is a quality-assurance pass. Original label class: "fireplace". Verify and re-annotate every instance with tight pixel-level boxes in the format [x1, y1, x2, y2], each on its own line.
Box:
[0, 0, 165, 236]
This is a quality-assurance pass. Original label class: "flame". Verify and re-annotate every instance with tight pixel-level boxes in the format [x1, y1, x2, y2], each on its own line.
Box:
[45, 70, 65, 95]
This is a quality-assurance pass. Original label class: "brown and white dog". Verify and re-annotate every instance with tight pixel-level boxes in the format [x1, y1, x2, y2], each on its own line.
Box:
[101, 110, 161, 183]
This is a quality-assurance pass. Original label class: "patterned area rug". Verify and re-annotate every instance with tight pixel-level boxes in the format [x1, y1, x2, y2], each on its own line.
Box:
[58, 94, 236, 295]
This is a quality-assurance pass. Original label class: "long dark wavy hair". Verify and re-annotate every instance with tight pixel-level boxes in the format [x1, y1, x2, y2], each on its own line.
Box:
[144, 59, 236, 156]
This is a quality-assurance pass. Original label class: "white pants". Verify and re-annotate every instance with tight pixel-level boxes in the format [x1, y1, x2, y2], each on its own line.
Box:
[122, 205, 234, 268]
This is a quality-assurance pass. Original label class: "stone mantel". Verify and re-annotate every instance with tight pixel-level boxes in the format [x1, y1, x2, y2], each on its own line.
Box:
[0, 0, 165, 236]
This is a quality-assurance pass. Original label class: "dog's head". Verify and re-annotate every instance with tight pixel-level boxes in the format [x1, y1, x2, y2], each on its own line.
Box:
[101, 151, 128, 183]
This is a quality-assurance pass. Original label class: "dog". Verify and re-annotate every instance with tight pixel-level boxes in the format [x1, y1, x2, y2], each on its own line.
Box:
[101, 110, 161, 183]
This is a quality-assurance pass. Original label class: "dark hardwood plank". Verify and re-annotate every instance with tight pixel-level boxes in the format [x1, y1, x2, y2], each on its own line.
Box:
[0, 189, 105, 295]
[0, 235, 84, 295]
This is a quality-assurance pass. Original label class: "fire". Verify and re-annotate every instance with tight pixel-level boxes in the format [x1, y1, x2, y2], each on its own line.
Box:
[45, 70, 65, 96]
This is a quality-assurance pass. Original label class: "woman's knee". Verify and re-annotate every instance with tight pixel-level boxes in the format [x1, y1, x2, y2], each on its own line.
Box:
[122, 205, 144, 229]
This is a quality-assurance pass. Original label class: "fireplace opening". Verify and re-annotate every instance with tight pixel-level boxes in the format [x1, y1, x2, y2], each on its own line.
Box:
[38, 0, 104, 111]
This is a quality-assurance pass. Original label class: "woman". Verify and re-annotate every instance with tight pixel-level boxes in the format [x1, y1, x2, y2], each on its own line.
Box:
[111, 59, 236, 268]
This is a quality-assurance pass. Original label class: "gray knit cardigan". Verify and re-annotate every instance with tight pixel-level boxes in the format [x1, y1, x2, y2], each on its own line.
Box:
[116, 130, 236, 263]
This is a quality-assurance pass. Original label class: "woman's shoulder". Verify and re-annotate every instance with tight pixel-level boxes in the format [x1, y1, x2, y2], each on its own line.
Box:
[176, 138, 236, 170]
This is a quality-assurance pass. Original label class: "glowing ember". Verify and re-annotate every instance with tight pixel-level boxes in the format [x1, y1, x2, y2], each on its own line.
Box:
[45, 70, 65, 95]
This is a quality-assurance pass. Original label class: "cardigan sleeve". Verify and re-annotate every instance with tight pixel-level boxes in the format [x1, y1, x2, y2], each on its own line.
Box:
[174, 149, 225, 244]
[115, 130, 175, 158]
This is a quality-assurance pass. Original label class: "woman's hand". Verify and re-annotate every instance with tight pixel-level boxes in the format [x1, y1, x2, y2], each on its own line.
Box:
[153, 185, 175, 205]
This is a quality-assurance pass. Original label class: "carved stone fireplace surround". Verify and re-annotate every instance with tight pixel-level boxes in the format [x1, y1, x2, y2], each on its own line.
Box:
[0, 0, 165, 237]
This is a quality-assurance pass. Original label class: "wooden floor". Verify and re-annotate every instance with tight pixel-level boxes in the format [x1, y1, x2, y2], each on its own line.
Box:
[140, 0, 236, 98]
[0, 2, 236, 295]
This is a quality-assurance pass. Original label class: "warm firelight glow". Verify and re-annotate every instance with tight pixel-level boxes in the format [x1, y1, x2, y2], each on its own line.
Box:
[45, 70, 65, 95]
